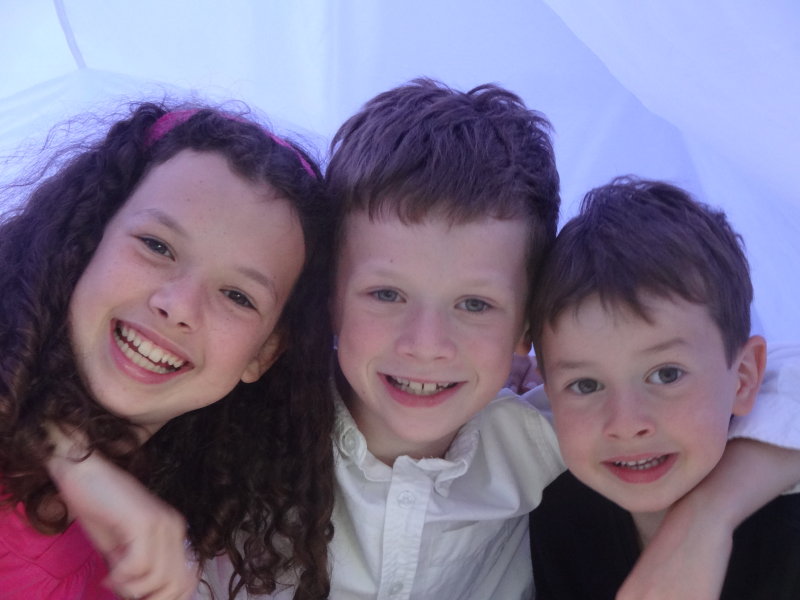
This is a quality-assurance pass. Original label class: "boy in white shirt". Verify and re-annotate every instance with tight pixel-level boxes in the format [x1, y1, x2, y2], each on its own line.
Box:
[322, 78, 561, 599]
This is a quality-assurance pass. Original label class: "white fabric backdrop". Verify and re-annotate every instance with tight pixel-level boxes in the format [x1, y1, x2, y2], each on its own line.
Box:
[2, 0, 798, 340]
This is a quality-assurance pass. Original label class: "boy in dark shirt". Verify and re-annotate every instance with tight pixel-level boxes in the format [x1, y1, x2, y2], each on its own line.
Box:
[529, 177, 800, 599]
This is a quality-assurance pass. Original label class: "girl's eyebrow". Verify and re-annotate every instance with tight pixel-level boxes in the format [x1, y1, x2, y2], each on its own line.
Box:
[138, 208, 277, 301]
[139, 208, 187, 237]
[236, 266, 278, 301]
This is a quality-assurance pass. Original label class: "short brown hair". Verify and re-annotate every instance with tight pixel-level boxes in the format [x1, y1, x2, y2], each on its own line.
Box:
[531, 177, 752, 373]
[326, 77, 561, 288]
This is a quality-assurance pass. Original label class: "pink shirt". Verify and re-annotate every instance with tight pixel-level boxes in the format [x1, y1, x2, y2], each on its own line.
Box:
[0, 502, 115, 599]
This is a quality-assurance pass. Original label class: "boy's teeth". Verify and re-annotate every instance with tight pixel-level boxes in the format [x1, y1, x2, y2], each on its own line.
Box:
[389, 376, 456, 396]
[613, 455, 668, 470]
[116, 324, 185, 372]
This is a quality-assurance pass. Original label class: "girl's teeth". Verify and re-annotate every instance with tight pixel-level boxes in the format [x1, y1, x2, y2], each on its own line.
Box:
[115, 324, 185, 371]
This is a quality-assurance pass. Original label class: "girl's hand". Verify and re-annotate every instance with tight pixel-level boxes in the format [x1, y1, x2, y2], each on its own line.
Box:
[47, 425, 199, 600]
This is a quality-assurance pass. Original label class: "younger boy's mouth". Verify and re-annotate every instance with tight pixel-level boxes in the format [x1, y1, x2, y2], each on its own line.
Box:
[385, 375, 458, 396]
[609, 454, 670, 471]
[114, 322, 190, 374]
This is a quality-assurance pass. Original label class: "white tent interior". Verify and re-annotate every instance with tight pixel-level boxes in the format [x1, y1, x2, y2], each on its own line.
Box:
[2, 0, 798, 341]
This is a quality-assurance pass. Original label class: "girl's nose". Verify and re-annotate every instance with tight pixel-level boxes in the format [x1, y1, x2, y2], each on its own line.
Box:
[148, 276, 204, 331]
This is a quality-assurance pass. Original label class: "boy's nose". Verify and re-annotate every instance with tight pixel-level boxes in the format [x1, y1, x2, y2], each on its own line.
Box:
[149, 275, 204, 331]
[396, 305, 456, 361]
[602, 388, 655, 439]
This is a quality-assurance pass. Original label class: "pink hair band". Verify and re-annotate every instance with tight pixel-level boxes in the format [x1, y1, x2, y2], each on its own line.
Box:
[146, 109, 317, 178]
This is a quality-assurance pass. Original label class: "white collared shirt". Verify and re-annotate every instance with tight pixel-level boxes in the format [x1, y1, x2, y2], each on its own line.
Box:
[329, 389, 564, 600]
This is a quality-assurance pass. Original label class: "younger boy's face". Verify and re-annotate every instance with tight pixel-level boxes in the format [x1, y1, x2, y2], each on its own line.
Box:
[542, 294, 756, 516]
[333, 212, 529, 464]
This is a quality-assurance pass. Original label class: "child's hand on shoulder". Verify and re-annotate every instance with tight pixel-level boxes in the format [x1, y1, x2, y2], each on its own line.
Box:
[47, 425, 199, 600]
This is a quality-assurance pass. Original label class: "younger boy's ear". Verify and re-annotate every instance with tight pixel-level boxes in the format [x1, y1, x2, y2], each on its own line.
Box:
[241, 330, 285, 384]
[731, 335, 767, 416]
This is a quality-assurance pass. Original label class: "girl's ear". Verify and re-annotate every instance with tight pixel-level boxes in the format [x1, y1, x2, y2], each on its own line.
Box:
[240, 331, 285, 384]
[731, 335, 767, 417]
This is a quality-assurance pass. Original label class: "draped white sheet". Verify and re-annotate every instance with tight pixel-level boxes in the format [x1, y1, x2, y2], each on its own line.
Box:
[2, 0, 798, 339]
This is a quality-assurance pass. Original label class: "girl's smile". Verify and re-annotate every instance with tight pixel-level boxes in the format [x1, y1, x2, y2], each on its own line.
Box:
[111, 320, 191, 381]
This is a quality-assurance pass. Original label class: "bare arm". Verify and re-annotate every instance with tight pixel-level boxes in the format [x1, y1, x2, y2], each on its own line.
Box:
[47, 426, 199, 600]
[618, 438, 800, 600]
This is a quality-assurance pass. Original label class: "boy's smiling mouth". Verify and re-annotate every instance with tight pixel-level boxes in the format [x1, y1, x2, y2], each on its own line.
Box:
[602, 453, 677, 484]
[610, 455, 670, 471]
[114, 322, 188, 374]
[385, 375, 458, 396]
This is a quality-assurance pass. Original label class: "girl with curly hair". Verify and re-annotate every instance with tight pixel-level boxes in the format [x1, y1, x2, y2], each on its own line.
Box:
[0, 103, 335, 600]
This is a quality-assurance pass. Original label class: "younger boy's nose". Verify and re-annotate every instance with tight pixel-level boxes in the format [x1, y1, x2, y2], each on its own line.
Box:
[602, 388, 655, 440]
[396, 305, 456, 361]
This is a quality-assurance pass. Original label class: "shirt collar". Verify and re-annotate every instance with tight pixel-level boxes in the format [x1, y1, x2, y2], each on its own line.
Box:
[333, 385, 483, 496]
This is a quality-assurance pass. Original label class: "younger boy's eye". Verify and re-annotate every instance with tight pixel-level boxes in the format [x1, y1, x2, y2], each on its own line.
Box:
[371, 289, 400, 302]
[568, 378, 603, 395]
[139, 236, 173, 259]
[458, 298, 490, 313]
[222, 289, 255, 309]
[647, 367, 684, 385]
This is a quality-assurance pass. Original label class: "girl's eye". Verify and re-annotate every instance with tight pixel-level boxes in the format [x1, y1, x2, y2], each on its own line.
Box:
[222, 289, 255, 309]
[371, 289, 400, 302]
[139, 236, 173, 259]
[647, 366, 684, 385]
[568, 378, 603, 395]
[458, 298, 490, 313]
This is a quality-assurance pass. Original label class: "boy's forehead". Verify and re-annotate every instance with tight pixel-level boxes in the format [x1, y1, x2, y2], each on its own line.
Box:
[343, 208, 529, 238]
[341, 211, 527, 255]
[545, 293, 723, 350]
[339, 211, 529, 277]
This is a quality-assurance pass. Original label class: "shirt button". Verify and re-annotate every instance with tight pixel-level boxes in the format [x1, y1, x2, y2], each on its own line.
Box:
[397, 491, 415, 508]
[388, 582, 403, 595]
[342, 430, 358, 454]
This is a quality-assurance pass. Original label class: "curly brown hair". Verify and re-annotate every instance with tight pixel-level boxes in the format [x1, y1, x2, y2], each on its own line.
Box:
[0, 103, 335, 599]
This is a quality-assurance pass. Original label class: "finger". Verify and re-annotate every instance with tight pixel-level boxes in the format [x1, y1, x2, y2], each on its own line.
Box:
[111, 568, 198, 600]
[106, 550, 200, 600]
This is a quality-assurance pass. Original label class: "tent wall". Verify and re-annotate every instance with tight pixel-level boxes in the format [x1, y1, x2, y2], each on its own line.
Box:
[1, 0, 797, 339]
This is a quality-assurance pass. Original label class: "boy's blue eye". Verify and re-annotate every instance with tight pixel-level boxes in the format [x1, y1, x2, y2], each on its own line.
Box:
[459, 298, 490, 312]
[568, 378, 603, 395]
[139, 236, 173, 258]
[372, 289, 400, 302]
[222, 289, 255, 309]
[647, 366, 684, 385]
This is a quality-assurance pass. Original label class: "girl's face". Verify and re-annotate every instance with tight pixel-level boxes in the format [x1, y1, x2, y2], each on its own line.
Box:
[69, 150, 305, 438]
